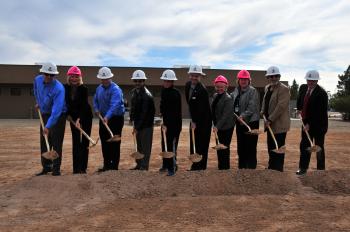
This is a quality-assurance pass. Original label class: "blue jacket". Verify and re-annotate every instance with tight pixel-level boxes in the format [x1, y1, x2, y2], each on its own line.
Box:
[33, 75, 67, 128]
[93, 82, 125, 119]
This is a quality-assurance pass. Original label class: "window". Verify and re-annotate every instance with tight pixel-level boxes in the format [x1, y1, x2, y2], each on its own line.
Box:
[0, 88, 2, 96]
[10, 88, 21, 96]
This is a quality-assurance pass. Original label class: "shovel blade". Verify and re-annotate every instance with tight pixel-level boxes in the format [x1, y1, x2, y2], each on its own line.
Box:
[211, 144, 228, 150]
[130, 152, 144, 160]
[107, 135, 121, 142]
[42, 151, 59, 160]
[159, 152, 175, 159]
[189, 153, 202, 163]
[245, 129, 263, 135]
[272, 145, 286, 154]
[306, 145, 322, 153]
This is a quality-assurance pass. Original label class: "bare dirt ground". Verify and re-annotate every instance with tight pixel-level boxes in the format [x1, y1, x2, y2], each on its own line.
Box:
[0, 119, 349, 231]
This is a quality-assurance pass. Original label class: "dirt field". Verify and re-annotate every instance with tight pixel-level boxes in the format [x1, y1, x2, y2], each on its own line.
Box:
[0, 119, 349, 231]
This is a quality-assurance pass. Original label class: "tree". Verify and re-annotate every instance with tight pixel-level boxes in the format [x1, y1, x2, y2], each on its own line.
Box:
[290, 79, 299, 100]
[329, 65, 350, 120]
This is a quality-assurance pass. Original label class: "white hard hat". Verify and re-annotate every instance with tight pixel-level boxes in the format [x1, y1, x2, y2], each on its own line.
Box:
[131, 70, 147, 80]
[188, 65, 206, 76]
[266, 66, 281, 76]
[97, 67, 114, 79]
[160, 69, 177, 81]
[305, 70, 320, 80]
[39, 62, 59, 75]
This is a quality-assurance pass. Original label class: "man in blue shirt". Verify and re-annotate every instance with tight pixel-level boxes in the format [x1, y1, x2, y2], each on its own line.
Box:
[33, 62, 67, 176]
[94, 67, 125, 172]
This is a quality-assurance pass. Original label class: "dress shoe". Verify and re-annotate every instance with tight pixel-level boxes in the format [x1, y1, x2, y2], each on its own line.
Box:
[35, 170, 49, 176]
[296, 169, 307, 175]
[167, 170, 175, 176]
[52, 171, 61, 176]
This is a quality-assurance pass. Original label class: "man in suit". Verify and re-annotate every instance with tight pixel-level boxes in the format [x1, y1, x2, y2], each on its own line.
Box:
[185, 65, 212, 170]
[296, 70, 328, 175]
[261, 66, 290, 172]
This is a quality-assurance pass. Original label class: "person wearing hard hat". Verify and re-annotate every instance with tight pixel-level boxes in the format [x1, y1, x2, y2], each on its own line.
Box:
[261, 66, 290, 172]
[185, 65, 212, 170]
[33, 62, 67, 176]
[129, 70, 155, 170]
[64, 66, 93, 174]
[231, 70, 260, 169]
[296, 70, 328, 175]
[211, 75, 234, 170]
[158, 69, 182, 176]
[94, 67, 125, 172]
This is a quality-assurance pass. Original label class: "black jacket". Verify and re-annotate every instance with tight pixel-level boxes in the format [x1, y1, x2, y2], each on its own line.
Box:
[211, 92, 235, 130]
[185, 81, 212, 127]
[64, 84, 93, 121]
[297, 84, 328, 135]
[160, 87, 182, 135]
[130, 86, 155, 130]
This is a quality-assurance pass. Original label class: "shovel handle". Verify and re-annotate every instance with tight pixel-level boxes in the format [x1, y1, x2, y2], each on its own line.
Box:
[133, 132, 138, 152]
[299, 115, 314, 147]
[98, 114, 114, 138]
[263, 115, 279, 150]
[213, 130, 219, 145]
[191, 126, 196, 154]
[162, 127, 168, 152]
[37, 108, 50, 152]
[67, 117, 96, 144]
[233, 113, 252, 131]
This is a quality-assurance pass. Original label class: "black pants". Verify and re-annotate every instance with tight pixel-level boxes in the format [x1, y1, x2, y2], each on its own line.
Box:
[267, 131, 286, 172]
[189, 123, 211, 170]
[135, 126, 154, 170]
[99, 115, 124, 170]
[40, 114, 66, 172]
[236, 120, 259, 169]
[70, 117, 92, 173]
[216, 127, 234, 170]
[299, 127, 326, 170]
[161, 130, 180, 172]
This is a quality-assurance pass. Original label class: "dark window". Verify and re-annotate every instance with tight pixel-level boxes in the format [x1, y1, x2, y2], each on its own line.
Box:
[0, 88, 2, 96]
[10, 88, 21, 96]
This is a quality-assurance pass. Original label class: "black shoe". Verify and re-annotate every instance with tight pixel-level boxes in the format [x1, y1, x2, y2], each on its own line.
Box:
[167, 170, 175, 176]
[296, 169, 307, 175]
[52, 171, 61, 176]
[35, 170, 49, 176]
[159, 167, 167, 173]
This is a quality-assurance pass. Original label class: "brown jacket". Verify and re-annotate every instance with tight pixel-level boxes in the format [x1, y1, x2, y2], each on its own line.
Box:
[261, 82, 290, 134]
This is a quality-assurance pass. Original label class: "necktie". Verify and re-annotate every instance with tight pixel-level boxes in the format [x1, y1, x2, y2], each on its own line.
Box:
[301, 88, 311, 119]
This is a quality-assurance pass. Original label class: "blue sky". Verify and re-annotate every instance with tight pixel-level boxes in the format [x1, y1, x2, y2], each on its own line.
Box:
[0, 0, 349, 93]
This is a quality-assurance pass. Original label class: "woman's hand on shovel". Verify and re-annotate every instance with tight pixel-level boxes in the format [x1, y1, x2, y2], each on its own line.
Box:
[212, 127, 218, 133]
[75, 118, 81, 128]
[303, 123, 310, 132]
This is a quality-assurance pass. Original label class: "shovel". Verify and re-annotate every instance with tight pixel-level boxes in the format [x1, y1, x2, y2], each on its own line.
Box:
[211, 130, 227, 150]
[37, 108, 59, 160]
[233, 113, 263, 135]
[159, 126, 175, 158]
[130, 131, 144, 160]
[299, 116, 322, 153]
[67, 116, 99, 149]
[98, 114, 121, 142]
[263, 115, 286, 154]
[188, 126, 202, 163]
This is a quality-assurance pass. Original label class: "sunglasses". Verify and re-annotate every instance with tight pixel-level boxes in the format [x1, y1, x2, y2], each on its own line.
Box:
[44, 73, 55, 77]
[268, 75, 280, 79]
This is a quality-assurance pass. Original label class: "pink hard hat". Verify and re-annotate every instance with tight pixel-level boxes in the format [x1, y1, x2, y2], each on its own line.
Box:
[67, 66, 82, 76]
[214, 75, 228, 85]
[237, 70, 250, 79]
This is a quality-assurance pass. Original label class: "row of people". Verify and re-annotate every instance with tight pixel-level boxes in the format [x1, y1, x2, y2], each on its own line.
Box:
[33, 63, 328, 176]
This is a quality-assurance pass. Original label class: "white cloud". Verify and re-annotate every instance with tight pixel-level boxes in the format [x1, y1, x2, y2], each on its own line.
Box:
[0, 0, 349, 93]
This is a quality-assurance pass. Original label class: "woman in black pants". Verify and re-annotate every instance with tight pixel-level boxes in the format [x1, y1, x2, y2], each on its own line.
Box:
[64, 66, 93, 174]
[211, 75, 234, 170]
[231, 70, 260, 169]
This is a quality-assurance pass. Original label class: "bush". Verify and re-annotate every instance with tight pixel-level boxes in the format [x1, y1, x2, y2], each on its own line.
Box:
[329, 96, 350, 120]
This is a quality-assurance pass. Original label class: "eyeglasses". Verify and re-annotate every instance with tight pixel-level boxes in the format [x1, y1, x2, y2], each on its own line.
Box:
[44, 73, 55, 77]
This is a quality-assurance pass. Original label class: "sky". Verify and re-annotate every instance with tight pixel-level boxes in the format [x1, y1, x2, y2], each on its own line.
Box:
[0, 0, 349, 93]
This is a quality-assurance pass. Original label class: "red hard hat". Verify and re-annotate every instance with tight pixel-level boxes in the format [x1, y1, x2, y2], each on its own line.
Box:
[67, 66, 82, 76]
[214, 75, 228, 85]
[237, 70, 250, 79]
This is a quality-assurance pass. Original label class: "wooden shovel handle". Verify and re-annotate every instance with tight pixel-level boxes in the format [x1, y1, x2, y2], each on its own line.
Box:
[37, 108, 50, 152]
[133, 132, 138, 152]
[162, 127, 168, 152]
[98, 114, 114, 138]
[263, 115, 279, 150]
[191, 126, 196, 154]
[67, 117, 96, 144]
[299, 115, 314, 147]
[233, 113, 252, 131]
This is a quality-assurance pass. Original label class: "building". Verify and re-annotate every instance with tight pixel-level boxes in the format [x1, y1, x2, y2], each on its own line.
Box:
[0, 64, 276, 119]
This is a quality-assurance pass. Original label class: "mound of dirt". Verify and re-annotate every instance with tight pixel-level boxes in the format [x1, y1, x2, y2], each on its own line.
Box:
[299, 169, 350, 195]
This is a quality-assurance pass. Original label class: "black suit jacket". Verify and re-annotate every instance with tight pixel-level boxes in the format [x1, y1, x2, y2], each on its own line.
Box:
[185, 81, 212, 127]
[64, 84, 93, 121]
[297, 84, 328, 135]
